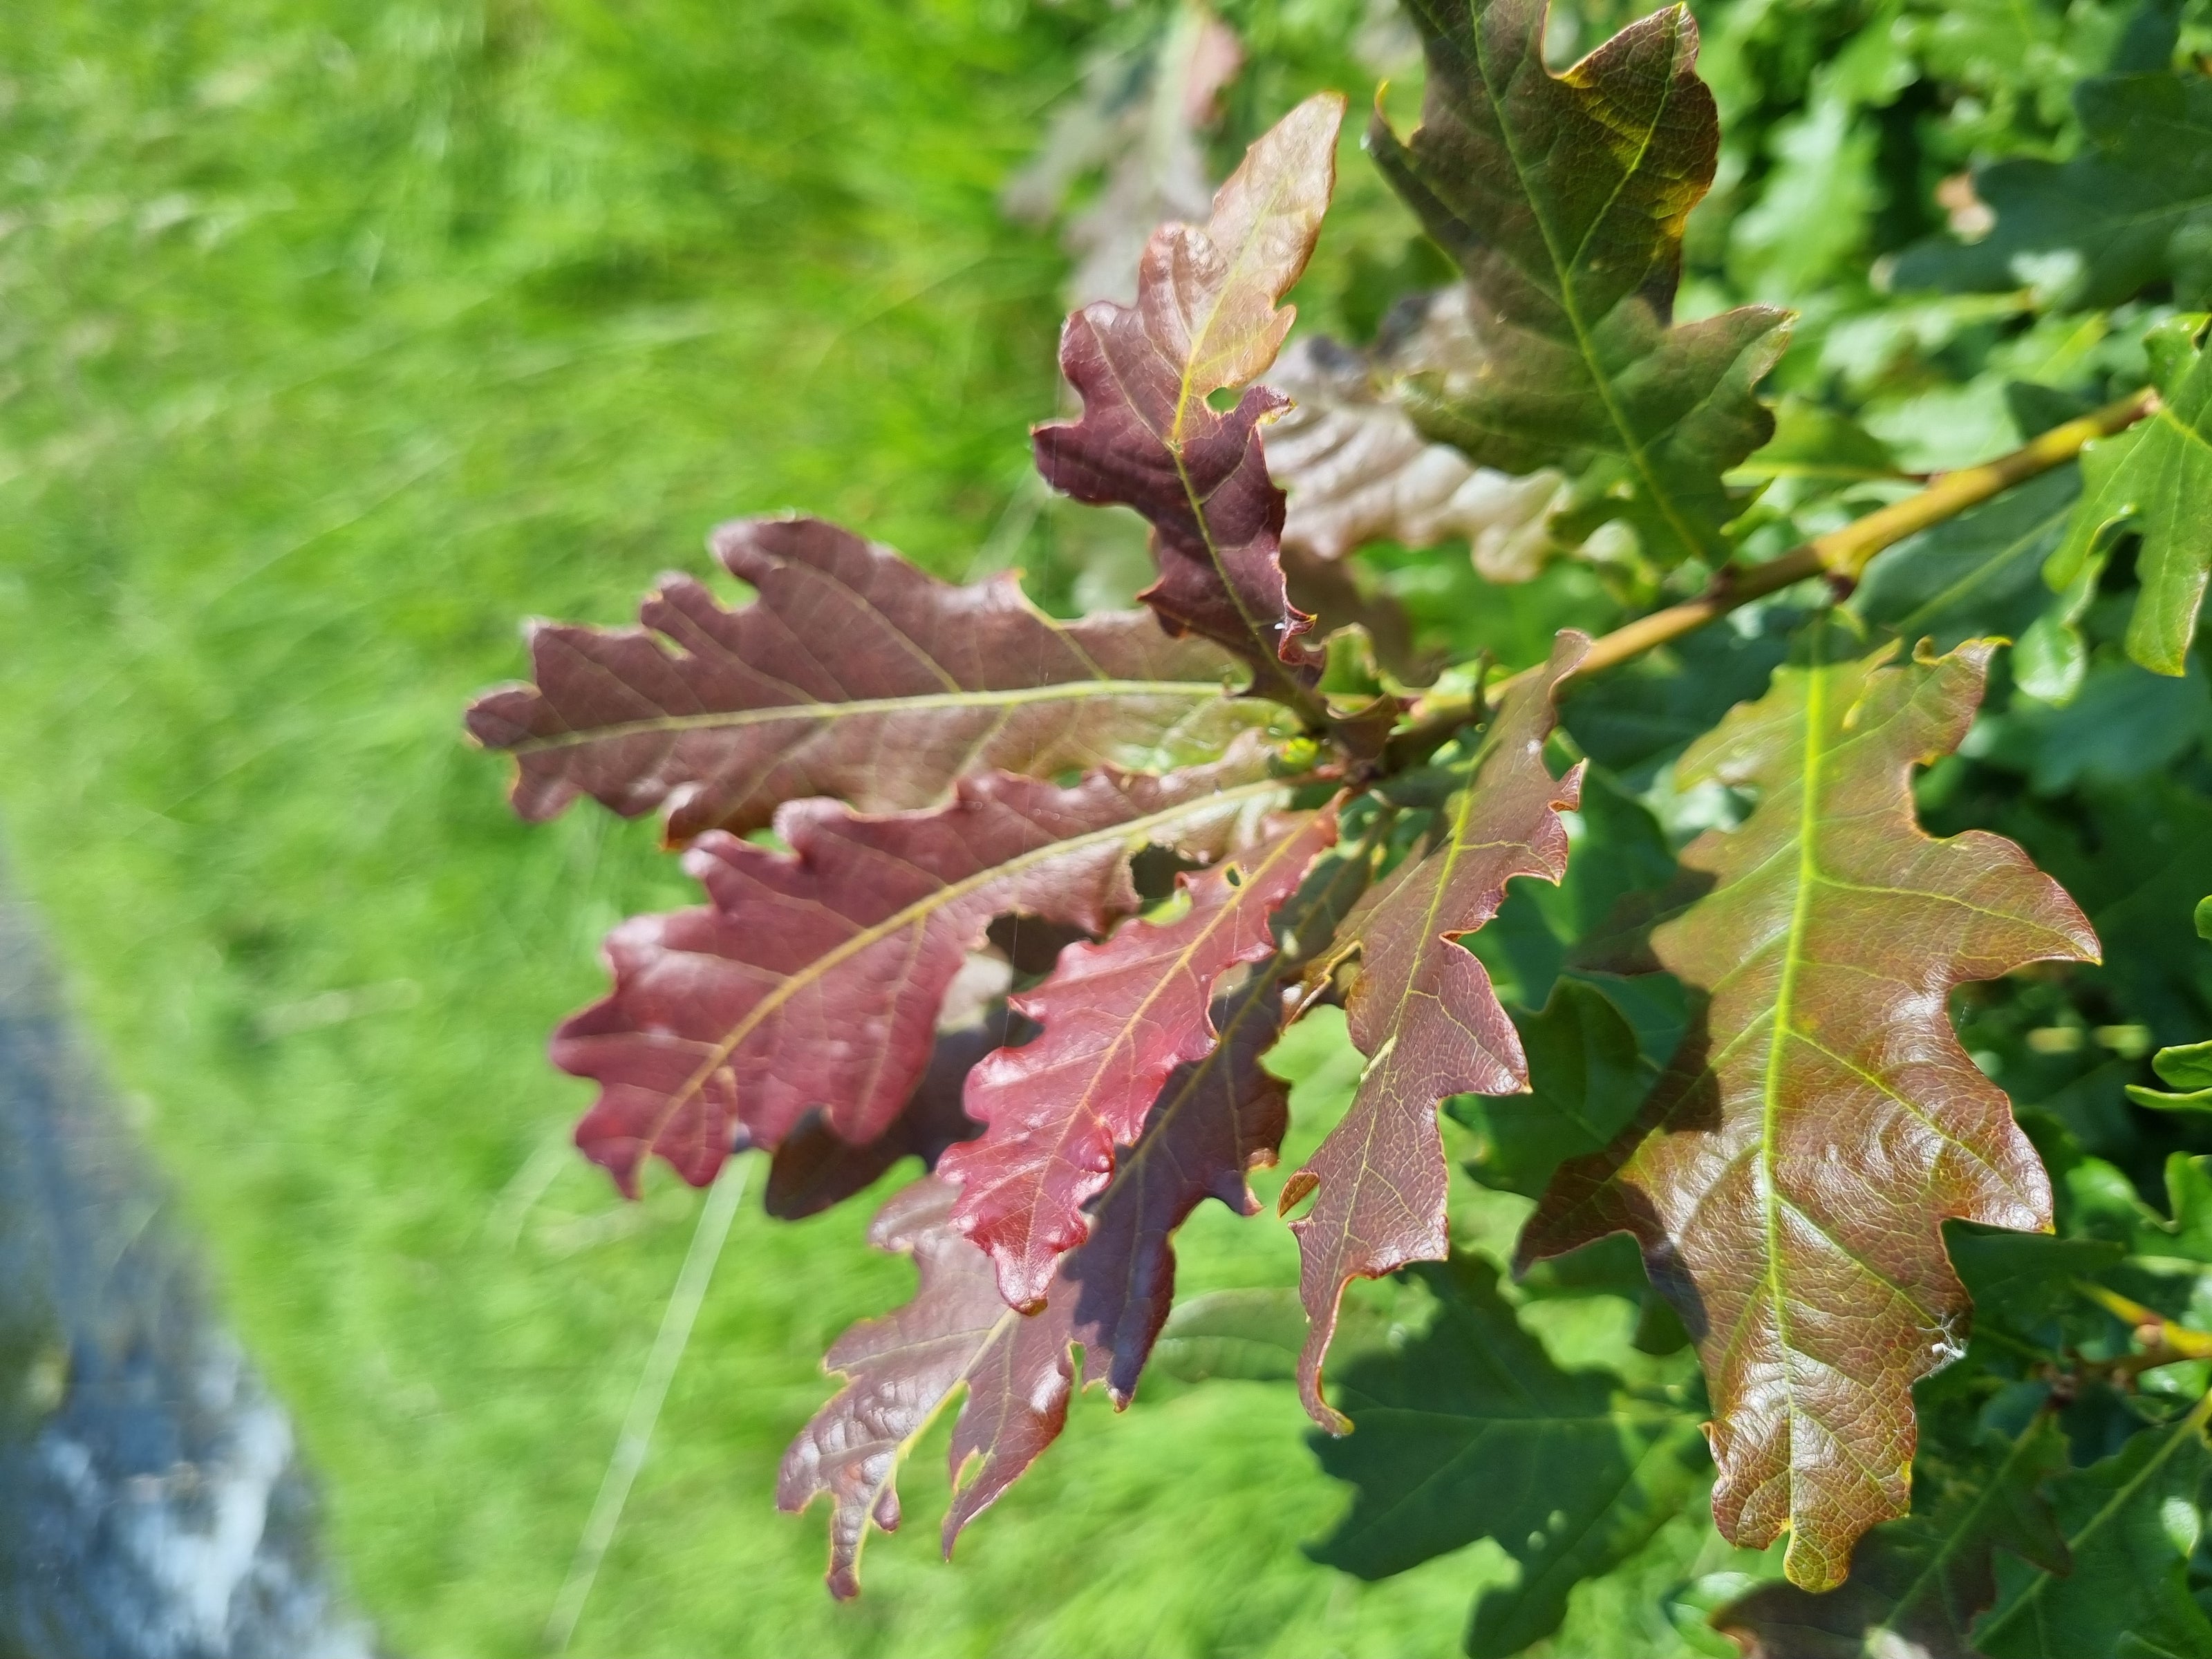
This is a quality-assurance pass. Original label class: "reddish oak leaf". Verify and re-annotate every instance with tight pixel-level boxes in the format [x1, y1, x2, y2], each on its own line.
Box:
[782, 841, 1376, 1595]
[558, 746, 1288, 1195]
[776, 1175, 1069, 1600]
[1033, 92, 1343, 700]
[1520, 639, 2098, 1591]
[942, 807, 1340, 1309]
[761, 1008, 1017, 1221]
[1282, 630, 1589, 1432]
[465, 515, 1269, 841]
[1062, 837, 1377, 1402]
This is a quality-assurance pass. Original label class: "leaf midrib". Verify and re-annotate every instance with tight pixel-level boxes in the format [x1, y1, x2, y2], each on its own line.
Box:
[637, 775, 1288, 1162]
[512, 679, 1242, 751]
[1468, 8, 1711, 559]
[1975, 1395, 2212, 1645]
[1758, 648, 1825, 1530]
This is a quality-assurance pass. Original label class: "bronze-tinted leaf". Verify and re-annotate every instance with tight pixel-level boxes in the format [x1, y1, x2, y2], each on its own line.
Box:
[1370, 0, 1789, 564]
[1033, 93, 1344, 696]
[1522, 639, 2099, 1591]
[1282, 630, 1589, 1431]
[943, 808, 1339, 1310]
[466, 515, 1269, 840]
[558, 747, 1288, 1195]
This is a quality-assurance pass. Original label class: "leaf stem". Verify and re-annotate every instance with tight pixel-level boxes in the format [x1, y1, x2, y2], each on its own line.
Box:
[1391, 386, 2156, 758]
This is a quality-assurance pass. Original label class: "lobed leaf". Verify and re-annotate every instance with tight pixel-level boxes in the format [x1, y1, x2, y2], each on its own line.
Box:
[2047, 317, 2212, 677]
[761, 1009, 1010, 1221]
[943, 807, 1340, 1310]
[466, 514, 1271, 840]
[1893, 72, 2212, 312]
[1282, 630, 1588, 1431]
[1522, 637, 2099, 1591]
[1370, 0, 1790, 565]
[1714, 1412, 2070, 1659]
[559, 746, 1288, 1195]
[1060, 836, 1378, 1403]
[776, 1175, 1073, 1600]
[782, 847, 1372, 1595]
[1853, 467, 2087, 702]
[1311, 1255, 1706, 1659]
[1033, 93, 1344, 695]
[1973, 1402, 2212, 1658]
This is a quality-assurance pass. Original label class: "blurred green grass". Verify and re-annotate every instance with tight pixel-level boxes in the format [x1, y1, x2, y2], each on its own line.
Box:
[0, 3, 1712, 1654]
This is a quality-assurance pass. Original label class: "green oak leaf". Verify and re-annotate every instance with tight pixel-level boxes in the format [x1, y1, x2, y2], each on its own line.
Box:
[2047, 316, 2212, 677]
[1369, 0, 1790, 566]
[1714, 1410, 2071, 1659]
[1893, 72, 2212, 311]
[2130, 1040, 2212, 1112]
[1454, 977, 1660, 1200]
[1973, 1399, 2212, 1658]
[1855, 467, 2088, 703]
[1308, 1255, 1707, 1659]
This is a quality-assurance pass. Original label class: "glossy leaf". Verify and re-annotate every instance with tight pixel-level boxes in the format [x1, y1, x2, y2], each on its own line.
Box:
[782, 854, 1364, 1596]
[2047, 318, 2212, 677]
[1370, 0, 1790, 565]
[1714, 1413, 2070, 1659]
[1974, 1402, 2212, 1658]
[1523, 639, 2100, 1590]
[1893, 73, 2212, 312]
[944, 808, 1339, 1310]
[1060, 838, 1378, 1400]
[1282, 630, 1589, 1432]
[559, 748, 1286, 1194]
[1033, 93, 1342, 693]
[1311, 1255, 1706, 1659]
[466, 515, 1269, 841]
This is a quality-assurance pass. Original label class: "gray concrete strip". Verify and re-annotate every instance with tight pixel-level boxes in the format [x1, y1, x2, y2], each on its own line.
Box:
[0, 870, 376, 1659]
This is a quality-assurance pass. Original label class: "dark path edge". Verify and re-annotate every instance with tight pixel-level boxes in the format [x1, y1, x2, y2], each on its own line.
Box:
[0, 863, 376, 1659]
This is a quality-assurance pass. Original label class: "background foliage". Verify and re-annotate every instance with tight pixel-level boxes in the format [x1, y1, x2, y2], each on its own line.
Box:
[11, 0, 2212, 1655]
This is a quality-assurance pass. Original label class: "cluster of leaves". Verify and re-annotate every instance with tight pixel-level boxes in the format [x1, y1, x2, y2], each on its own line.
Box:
[472, 0, 2212, 1651]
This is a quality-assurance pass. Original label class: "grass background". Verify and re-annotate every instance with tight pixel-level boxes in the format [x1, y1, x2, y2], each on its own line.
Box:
[0, 2, 1745, 1653]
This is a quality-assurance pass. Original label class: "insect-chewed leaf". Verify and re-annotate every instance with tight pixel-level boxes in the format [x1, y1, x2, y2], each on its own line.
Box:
[557, 745, 1288, 1196]
[1369, 0, 1789, 565]
[1282, 630, 1589, 1432]
[1521, 638, 2100, 1592]
[944, 808, 1340, 1311]
[1714, 1412, 2070, 1659]
[1972, 1402, 2212, 1658]
[1893, 72, 2212, 312]
[1311, 1255, 1706, 1659]
[2047, 317, 2212, 678]
[465, 514, 1271, 840]
[1033, 92, 1343, 694]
